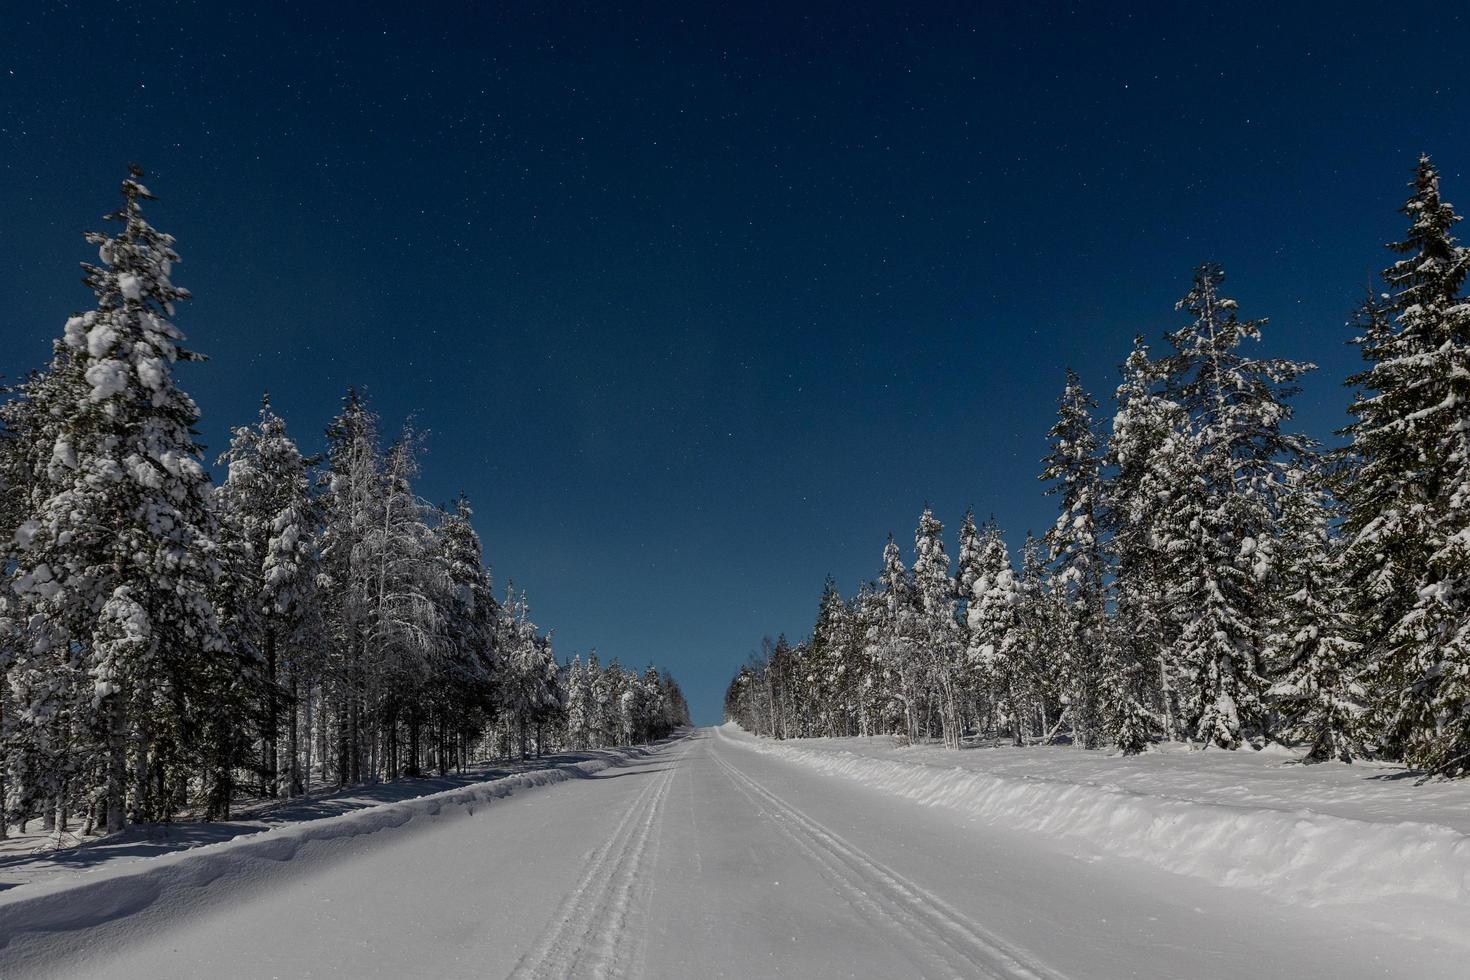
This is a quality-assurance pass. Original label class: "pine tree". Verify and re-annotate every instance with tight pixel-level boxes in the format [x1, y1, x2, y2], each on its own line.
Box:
[913, 508, 964, 748]
[1013, 533, 1061, 740]
[8, 167, 228, 828]
[317, 389, 381, 785]
[879, 534, 921, 741]
[565, 655, 591, 749]
[1267, 469, 1366, 762]
[1157, 264, 1312, 749]
[430, 494, 496, 774]
[1341, 156, 1470, 775]
[967, 522, 1022, 743]
[1103, 337, 1186, 740]
[214, 395, 318, 798]
[808, 577, 848, 737]
[1040, 370, 1107, 748]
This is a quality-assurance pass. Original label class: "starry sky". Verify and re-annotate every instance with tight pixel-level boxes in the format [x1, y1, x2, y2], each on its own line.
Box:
[2, 2, 1467, 723]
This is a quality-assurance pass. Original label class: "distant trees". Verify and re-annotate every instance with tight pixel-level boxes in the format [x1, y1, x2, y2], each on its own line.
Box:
[726, 155, 1470, 777]
[0, 168, 689, 838]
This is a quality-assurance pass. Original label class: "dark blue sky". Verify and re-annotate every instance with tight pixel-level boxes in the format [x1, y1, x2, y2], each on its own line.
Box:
[2, 2, 1466, 723]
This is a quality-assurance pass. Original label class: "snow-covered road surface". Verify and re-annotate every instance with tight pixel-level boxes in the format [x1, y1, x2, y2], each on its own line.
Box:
[3, 728, 1463, 979]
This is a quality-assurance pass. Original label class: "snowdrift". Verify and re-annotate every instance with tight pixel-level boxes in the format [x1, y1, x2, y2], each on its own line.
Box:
[0, 740, 676, 976]
[718, 727, 1470, 935]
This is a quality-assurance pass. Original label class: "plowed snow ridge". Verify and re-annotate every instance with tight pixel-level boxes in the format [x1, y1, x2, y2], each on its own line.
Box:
[717, 727, 1470, 939]
[0, 740, 678, 973]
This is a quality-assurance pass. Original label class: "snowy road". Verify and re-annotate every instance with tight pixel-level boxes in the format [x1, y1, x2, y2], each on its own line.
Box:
[12, 729, 1464, 979]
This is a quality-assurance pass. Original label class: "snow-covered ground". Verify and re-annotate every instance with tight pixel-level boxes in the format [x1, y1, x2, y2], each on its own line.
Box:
[1, 728, 1464, 979]
[0, 747, 659, 895]
[719, 727, 1470, 931]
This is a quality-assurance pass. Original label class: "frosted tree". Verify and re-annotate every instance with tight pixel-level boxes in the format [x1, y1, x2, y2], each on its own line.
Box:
[1011, 533, 1060, 740]
[425, 495, 494, 774]
[362, 430, 446, 779]
[497, 586, 561, 756]
[565, 655, 591, 749]
[807, 577, 849, 736]
[1341, 157, 1470, 775]
[1157, 264, 1312, 749]
[967, 523, 1022, 743]
[954, 508, 983, 618]
[8, 167, 228, 828]
[317, 389, 381, 784]
[214, 395, 318, 797]
[1103, 337, 1187, 740]
[879, 534, 921, 740]
[1266, 470, 1366, 762]
[1040, 370, 1106, 748]
[850, 582, 886, 736]
[2, 365, 87, 833]
[913, 508, 964, 748]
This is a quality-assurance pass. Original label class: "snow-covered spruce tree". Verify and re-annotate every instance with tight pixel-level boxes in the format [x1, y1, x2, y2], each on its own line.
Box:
[807, 577, 849, 737]
[565, 655, 591, 749]
[583, 650, 608, 746]
[765, 633, 800, 739]
[317, 388, 382, 785]
[214, 395, 319, 798]
[8, 168, 228, 828]
[967, 522, 1022, 743]
[913, 508, 964, 748]
[1340, 156, 1470, 775]
[1, 367, 85, 834]
[363, 430, 446, 779]
[954, 509, 982, 621]
[429, 494, 496, 773]
[1012, 533, 1061, 740]
[1103, 337, 1185, 742]
[1266, 468, 1366, 762]
[1157, 264, 1313, 749]
[879, 534, 922, 740]
[496, 585, 561, 757]
[1040, 370, 1107, 749]
[850, 581, 886, 736]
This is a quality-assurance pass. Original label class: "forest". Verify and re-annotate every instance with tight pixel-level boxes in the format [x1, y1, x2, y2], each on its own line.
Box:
[726, 156, 1470, 780]
[0, 167, 689, 840]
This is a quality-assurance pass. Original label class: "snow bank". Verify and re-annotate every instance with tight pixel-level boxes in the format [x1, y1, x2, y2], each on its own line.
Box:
[717, 727, 1470, 930]
[0, 741, 673, 974]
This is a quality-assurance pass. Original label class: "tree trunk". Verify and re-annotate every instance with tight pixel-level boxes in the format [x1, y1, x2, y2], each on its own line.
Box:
[303, 681, 315, 796]
[287, 670, 301, 796]
[132, 711, 151, 824]
[0, 696, 7, 840]
[106, 692, 128, 832]
[263, 626, 278, 798]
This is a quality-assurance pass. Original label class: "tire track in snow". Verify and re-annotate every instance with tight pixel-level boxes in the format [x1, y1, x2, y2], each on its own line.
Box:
[712, 747, 1063, 980]
[509, 741, 685, 980]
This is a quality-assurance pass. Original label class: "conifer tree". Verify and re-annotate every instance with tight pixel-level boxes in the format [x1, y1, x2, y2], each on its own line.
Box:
[430, 494, 496, 773]
[1341, 156, 1470, 774]
[879, 534, 920, 740]
[913, 508, 964, 748]
[318, 389, 381, 784]
[1103, 337, 1186, 740]
[215, 395, 318, 797]
[1157, 264, 1312, 748]
[8, 167, 227, 828]
[1267, 469, 1366, 762]
[808, 577, 848, 737]
[1041, 370, 1107, 748]
[967, 523, 1022, 742]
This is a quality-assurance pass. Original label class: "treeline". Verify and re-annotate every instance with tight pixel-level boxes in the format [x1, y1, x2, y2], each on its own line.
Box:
[728, 155, 1470, 779]
[0, 168, 688, 839]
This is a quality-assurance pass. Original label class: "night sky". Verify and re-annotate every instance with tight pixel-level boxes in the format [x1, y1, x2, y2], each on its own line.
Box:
[2, 2, 1466, 723]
